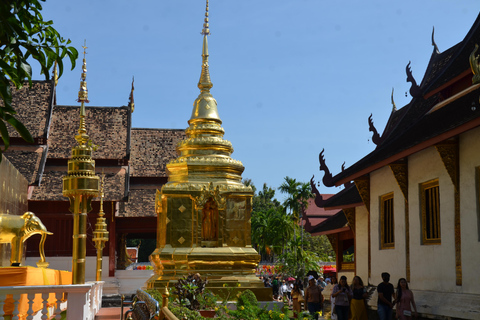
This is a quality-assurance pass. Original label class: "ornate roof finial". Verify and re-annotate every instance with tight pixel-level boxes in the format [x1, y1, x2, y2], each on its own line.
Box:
[432, 26, 440, 54]
[75, 40, 90, 146]
[128, 76, 135, 113]
[406, 61, 422, 98]
[391, 87, 397, 112]
[53, 61, 58, 86]
[469, 44, 480, 84]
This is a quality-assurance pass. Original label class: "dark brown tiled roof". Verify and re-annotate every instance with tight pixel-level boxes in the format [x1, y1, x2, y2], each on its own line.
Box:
[130, 128, 185, 177]
[2, 81, 54, 139]
[420, 13, 480, 94]
[309, 211, 348, 235]
[333, 87, 480, 184]
[48, 106, 131, 159]
[118, 188, 156, 217]
[3, 148, 47, 185]
[321, 184, 362, 209]
[31, 168, 127, 201]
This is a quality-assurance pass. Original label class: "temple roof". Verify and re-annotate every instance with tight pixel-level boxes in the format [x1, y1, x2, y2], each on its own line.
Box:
[3, 80, 55, 139]
[31, 168, 127, 201]
[130, 128, 185, 177]
[309, 210, 349, 236]
[48, 105, 131, 159]
[302, 197, 341, 233]
[3, 148, 47, 185]
[331, 13, 480, 186]
[118, 188, 156, 217]
[320, 184, 362, 209]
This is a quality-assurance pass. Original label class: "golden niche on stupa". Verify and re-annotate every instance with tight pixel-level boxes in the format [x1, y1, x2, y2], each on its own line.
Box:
[147, 1, 270, 300]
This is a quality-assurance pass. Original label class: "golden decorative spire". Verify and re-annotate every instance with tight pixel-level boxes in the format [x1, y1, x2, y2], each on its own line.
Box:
[75, 41, 90, 146]
[190, 0, 220, 122]
[93, 171, 109, 282]
[99, 171, 105, 216]
[53, 61, 58, 86]
[128, 76, 135, 113]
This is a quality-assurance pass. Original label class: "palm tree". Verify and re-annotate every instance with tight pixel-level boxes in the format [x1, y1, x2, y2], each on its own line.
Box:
[278, 176, 301, 220]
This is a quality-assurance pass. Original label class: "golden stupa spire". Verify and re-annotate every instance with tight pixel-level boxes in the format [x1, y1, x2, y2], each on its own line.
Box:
[75, 40, 90, 146]
[190, 0, 220, 122]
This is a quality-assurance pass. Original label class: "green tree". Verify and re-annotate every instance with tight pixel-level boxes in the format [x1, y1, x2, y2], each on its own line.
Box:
[278, 231, 321, 279]
[303, 233, 336, 262]
[0, 0, 78, 159]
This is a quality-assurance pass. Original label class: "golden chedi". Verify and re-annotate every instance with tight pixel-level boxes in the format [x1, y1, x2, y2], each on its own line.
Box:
[148, 1, 270, 300]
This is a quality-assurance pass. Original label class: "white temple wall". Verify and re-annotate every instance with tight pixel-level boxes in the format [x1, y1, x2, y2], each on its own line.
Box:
[369, 166, 406, 285]
[459, 126, 480, 294]
[408, 146, 456, 292]
[354, 205, 369, 283]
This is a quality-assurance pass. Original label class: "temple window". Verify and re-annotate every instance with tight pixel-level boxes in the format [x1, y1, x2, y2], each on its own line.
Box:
[420, 180, 441, 244]
[380, 192, 394, 249]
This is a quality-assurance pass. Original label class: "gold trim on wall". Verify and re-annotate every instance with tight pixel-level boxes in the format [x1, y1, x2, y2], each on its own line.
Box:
[389, 161, 409, 281]
[435, 140, 461, 286]
[354, 176, 370, 280]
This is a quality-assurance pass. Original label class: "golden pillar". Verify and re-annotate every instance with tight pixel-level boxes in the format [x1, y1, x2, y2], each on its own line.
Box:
[63, 43, 99, 284]
[147, 1, 270, 300]
[93, 172, 109, 281]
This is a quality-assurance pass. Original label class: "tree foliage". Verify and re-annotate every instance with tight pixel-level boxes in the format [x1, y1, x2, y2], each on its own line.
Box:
[249, 178, 325, 278]
[0, 0, 78, 159]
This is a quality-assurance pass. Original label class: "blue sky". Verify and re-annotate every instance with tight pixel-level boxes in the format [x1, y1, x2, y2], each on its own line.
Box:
[39, 1, 479, 200]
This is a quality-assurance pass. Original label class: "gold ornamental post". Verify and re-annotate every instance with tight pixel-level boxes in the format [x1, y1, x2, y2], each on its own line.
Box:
[63, 42, 99, 284]
[93, 172, 109, 281]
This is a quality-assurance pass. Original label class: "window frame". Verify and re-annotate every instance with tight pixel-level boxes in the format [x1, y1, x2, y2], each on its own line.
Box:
[380, 192, 395, 249]
[420, 179, 441, 245]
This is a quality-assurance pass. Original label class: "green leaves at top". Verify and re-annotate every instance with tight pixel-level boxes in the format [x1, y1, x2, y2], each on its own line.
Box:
[0, 0, 78, 161]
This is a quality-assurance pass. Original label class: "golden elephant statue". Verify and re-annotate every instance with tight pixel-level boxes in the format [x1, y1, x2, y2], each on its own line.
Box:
[0, 212, 52, 267]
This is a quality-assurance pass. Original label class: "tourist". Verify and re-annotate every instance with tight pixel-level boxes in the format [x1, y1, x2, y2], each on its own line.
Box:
[332, 275, 352, 320]
[286, 280, 293, 306]
[396, 278, 418, 320]
[317, 276, 326, 291]
[304, 275, 323, 320]
[279, 280, 288, 302]
[350, 276, 368, 320]
[291, 283, 303, 319]
[377, 272, 395, 320]
[272, 276, 279, 300]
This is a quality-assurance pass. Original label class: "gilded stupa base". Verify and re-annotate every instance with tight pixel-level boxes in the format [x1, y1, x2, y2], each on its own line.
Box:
[147, 246, 272, 301]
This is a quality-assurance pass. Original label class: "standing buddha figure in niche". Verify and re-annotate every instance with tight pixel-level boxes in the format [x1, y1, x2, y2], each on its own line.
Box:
[202, 198, 218, 241]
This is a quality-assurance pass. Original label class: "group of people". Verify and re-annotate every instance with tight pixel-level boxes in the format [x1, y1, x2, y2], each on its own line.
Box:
[329, 272, 418, 320]
[261, 272, 418, 320]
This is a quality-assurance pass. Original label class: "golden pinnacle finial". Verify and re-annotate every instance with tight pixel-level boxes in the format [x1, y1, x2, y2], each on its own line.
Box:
[75, 39, 90, 146]
[128, 76, 135, 113]
[198, 0, 213, 92]
[78, 40, 89, 103]
[201, 0, 210, 36]
[53, 61, 58, 86]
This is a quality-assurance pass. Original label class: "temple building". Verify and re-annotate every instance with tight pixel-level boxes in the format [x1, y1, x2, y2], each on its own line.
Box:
[1, 78, 185, 282]
[310, 13, 480, 319]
